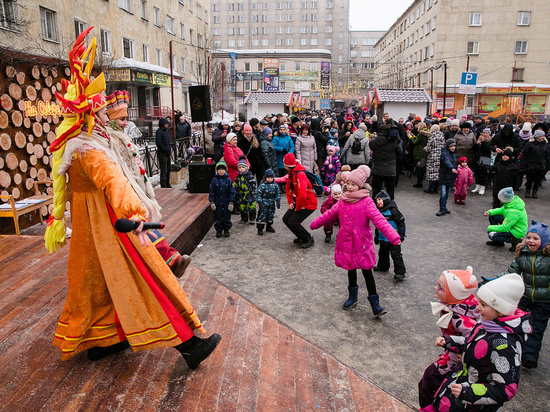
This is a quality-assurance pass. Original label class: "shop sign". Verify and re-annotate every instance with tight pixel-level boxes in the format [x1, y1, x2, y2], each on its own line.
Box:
[24, 100, 61, 118]
[279, 71, 318, 81]
[487, 87, 510, 94]
[512, 86, 535, 93]
[244, 72, 263, 79]
[310, 91, 321, 97]
[263, 58, 279, 91]
[525, 95, 547, 114]
[132, 70, 152, 83]
[320, 61, 330, 89]
[478, 94, 504, 113]
[536, 87, 550, 94]
[152, 73, 171, 86]
[436, 96, 454, 110]
[105, 69, 131, 82]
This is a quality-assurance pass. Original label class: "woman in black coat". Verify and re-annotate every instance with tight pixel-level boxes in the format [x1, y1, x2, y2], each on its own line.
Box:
[369, 123, 403, 200]
[521, 130, 550, 198]
[436, 139, 458, 216]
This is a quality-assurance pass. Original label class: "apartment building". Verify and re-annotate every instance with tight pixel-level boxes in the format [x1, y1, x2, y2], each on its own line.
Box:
[210, 0, 350, 83]
[0, 0, 210, 114]
[348, 31, 384, 92]
[374, 0, 550, 115]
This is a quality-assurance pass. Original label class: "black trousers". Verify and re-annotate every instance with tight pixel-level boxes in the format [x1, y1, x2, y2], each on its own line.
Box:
[282, 208, 314, 241]
[158, 152, 171, 188]
[372, 174, 395, 200]
[377, 243, 406, 275]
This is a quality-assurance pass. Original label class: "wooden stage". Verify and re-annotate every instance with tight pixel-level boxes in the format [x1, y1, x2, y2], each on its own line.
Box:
[0, 189, 411, 411]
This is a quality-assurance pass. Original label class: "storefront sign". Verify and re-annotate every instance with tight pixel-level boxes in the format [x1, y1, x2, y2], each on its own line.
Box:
[105, 69, 131, 82]
[152, 73, 171, 87]
[525, 95, 547, 114]
[310, 91, 321, 97]
[487, 87, 510, 94]
[512, 86, 535, 93]
[263, 58, 279, 91]
[279, 71, 318, 81]
[320, 61, 330, 89]
[24, 100, 61, 118]
[436, 96, 454, 110]
[320, 99, 330, 109]
[243, 72, 263, 79]
[536, 87, 550, 94]
[132, 70, 152, 83]
[478, 94, 504, 113]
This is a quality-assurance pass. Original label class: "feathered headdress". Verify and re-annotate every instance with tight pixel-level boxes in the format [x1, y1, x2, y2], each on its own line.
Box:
[45, 26, 106, 253]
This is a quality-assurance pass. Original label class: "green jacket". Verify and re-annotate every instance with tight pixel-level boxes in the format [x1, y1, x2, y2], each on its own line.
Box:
[500, 243, 550, 302]
[487, 196, 528, 239]
[410, 130, 430, 162]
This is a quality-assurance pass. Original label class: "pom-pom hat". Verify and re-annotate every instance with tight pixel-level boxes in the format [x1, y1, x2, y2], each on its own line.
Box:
[441, 266, 478, 304]
[346, 165, 371, 188]
[283, 153, 297, 167]
[477, 273, 524, 316]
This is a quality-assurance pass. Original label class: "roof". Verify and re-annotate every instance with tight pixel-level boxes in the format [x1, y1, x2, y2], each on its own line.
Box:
[243, 91, 293, 105]
[375, 88, 433, 103]
[111, 58, 180, 77]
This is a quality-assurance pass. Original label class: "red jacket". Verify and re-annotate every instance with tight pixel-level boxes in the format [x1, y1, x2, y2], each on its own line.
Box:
[285, 163, 318, 211]
[224, 143, 249, 181]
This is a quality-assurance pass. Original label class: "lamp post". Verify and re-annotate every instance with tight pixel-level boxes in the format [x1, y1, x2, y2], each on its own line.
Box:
[221, 63, 225, 120]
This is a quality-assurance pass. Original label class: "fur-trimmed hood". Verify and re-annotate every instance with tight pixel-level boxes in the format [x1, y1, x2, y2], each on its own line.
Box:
[515, 241, 550, 257]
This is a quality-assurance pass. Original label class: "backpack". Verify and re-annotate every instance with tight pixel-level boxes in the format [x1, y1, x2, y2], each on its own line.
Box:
[291, 170, 325, 196]
[350, 136, 362, 155]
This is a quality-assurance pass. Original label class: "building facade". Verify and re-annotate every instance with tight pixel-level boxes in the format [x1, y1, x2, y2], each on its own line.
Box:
[210, 0, 350, 98]
[374, 0, 550, 116]
[348, 30, 384, 94]
[0, 0, 211, 115]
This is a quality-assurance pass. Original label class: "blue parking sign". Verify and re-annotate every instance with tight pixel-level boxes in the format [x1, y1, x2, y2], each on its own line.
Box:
[461, 72, 477, 85]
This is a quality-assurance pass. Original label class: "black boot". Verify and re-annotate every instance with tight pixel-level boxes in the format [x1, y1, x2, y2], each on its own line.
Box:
[265, 223, 275, 233]
[343, 285, 359, 310]
[257, 223, 264, 235]
[525, 189, 531, 198]
[175, 334, 222, 370]
[87, 341, 130, 361]
[300, 236, 315, 249]
[509, 237, 521, 252]
[532, 189, 538, 199]
[367, 294, 387, 317]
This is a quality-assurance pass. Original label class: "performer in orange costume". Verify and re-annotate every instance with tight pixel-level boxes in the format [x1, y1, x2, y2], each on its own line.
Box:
[45, 27, 220, 367]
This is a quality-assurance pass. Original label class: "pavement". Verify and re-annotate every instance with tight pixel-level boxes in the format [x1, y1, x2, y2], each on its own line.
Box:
[190, 173, 550, 411]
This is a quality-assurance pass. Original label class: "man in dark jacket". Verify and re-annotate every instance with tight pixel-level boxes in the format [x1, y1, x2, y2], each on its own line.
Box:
[310, 117, 328, 173]
[492, 123, 522, 161]
[156, 118, 172, 188]
[212, 119, 231, 161]
[369, 121, 403, 200]
[473, 115, 486, 137]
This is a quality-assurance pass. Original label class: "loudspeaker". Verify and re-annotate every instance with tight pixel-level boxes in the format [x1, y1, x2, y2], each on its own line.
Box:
[188, 162, 216, 193]
[188, 85, 212, 122]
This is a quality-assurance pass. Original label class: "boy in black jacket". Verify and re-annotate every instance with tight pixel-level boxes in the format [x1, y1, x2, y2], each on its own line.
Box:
[491, 147, 522, 208]
[374, 190, 407, 281]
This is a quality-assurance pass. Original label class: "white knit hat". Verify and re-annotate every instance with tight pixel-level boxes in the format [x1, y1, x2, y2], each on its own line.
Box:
[226, 132, 237, 142]
[477, 273, 524, 316]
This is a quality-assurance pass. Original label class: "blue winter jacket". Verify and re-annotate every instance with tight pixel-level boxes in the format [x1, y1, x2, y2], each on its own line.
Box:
[272, 132, 295, 169]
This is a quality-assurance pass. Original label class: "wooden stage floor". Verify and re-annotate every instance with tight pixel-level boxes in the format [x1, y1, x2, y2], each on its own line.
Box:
[0, 190, 411, 411]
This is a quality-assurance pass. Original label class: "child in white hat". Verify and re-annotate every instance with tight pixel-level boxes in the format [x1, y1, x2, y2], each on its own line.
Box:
[429, 274, 531, 412]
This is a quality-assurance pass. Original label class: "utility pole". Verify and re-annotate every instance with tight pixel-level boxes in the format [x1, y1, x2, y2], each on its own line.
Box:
[442, 61, 448, 117]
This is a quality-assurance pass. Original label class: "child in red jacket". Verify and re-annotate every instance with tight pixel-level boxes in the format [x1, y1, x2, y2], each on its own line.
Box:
[454, 156, 473, 204]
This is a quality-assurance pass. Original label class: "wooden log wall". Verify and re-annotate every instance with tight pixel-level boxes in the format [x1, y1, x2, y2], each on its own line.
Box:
[0, 62, 68, 233]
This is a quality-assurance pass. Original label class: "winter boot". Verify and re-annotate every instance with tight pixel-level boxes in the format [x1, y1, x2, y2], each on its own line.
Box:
[173, 255, 192, 278]
[508, 237, 521, 252]
[257, 223, 265, 236]
[478, 185, 486, 195]
[343, 285, 359, 310]
[325, 235, 331, 243]
[367, 294, 387, 317]
[525, 189, 531, 198]
[223, 229, 230, 237]
[532, 189, 538, 199]
[175, 334, 222, 370]
[471, 184, 480, 193]
[265, 223, 275, 233]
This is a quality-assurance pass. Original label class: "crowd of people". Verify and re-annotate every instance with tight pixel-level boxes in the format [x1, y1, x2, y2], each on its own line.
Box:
[197, 106, 549, 411]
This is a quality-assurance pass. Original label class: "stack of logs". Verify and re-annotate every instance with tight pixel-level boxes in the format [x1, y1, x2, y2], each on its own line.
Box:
[0, 63, 70, 220]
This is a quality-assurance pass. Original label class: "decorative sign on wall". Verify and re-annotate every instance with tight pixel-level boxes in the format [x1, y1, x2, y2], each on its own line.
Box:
[24, 100, 61, 118]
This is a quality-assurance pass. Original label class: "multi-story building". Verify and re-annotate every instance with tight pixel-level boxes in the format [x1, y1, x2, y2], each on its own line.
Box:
[374, 0, 550, 116]
[211, 48, 331, 112]
[348, 30, 384, 93]
[210, 0, 350, 97]
[0, 0, 210, 115]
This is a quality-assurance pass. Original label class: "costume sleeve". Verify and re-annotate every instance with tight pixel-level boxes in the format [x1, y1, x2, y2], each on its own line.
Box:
[78, 149, 147, 219]
[311, 200, 339, 230]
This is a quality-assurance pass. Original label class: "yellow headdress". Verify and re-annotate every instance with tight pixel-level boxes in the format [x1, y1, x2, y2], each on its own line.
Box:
[44, 27, 106, 253]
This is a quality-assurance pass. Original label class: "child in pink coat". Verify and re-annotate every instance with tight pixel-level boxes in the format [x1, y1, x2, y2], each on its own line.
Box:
[310, 165, 401, 317]
[454, 156, 473, 204]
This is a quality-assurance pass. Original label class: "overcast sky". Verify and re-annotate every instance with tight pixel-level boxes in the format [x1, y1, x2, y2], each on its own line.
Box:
[349, 0, 413, 32]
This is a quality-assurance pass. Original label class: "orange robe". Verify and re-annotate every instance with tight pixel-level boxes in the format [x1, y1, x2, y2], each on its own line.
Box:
[53, 146, 204, 360]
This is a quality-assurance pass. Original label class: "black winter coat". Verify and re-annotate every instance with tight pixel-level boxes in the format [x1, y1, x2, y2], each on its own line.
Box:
[492, 124, 522, 160]
[438, 146, 458, 186]
[209, 173, 235, 208]
[212, 125, 231, 157]
[258, 134, 278, 175]
[369, 129, 403, 176]
[310, 118, 328, 159]
[237, 132, 261, 173]
[156, 118, 171, 155]
[520, 138, 549, 171]
[492, 158, 522, 190]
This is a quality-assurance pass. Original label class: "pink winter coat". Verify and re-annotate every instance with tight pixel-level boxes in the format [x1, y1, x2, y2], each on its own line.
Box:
[454, 165, 473, 197]
[310, 196, 400, 270]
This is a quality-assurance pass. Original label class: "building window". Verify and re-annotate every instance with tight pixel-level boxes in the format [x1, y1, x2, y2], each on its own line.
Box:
[424, 46, 429, 60]
[262, 15, 268, 22]
[325, 26, 332, 33]
[213, 4, 220, 11]
[311, 26, 317, 33]
[228, 40, 235, 47]
[238, 40, 245, 46]
[515, 41, 528, 54]
[143, 44, 150, 62]
[228, 15, 234, 23]
[261, 39, 268, 46]
[517, 11, 530, 26]
[286, 2, 293, 9]
[213, 16, 220, 23]
[155, 48, 162, 65]
[252, 27, 258, 34]
[140, 0, 147, 19]
[512, 67, 524, 82]
[286, 38, 293, 46]
[427, 0, 432, 9]
[301, 1, 308, 8]
[153, 7, 160, 26]
[261, 2, 268, 9]
[432, 16, 436, 30]
[426, 21, 431, 33]
[361, 50, 373, 57]
[252, 39, 259, 46]
[325, 13, 332, 21]
[311, 14, 317, 21]
[238, 15, 244, 22]
[245, 81, 251, 91]
[190, 61, 195, 75]
[295, 62, 301, 70]
[239, 27, 245, 35]
[228, 28, 234, 35]
[280, 62, 286, 70]
[310, 38, 317, 46]
[252, 15, 258, 22]
[189, 29, 194, 44]
[251, 2, 258, 10]
[227, 3, 234, 10]
[301, 13, 307, 21]
[237, 3, 244, 10]
[276, 14, 283, 22]
[280, 81, 286, 90]
[119, 0, 132, 12]
[301, 26, 307, 34]
[311, 1, 317, 8]
[469, 12, 481, 26]
[196, 5, 202, 18]
[467, 41, 479, 55]
[430, 44, 434, 57]
[260, 27, 267, 34]
[350, 51, 357, 58]
[214, 40, 221, 47]
[257, 62, 263, 71]
[286, 27, 293, 34]
[165, 15, 174, 34]
[276, 2, 283, 9]
[197, 34, 203, 48]
[301, 38, 308, 45]
[188, 0, 193, 13]
[244, 62, 250, 71]
[325, 38, 332, 45]
[276, 39, 282, 46]
[287, 14, 293, 21]
[276, 27, 283, 34]
[0, 0, 19, 31]
[74, 20, 86, 39]
[122, 37, 134, 58]
[100, 29, 111, 55]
